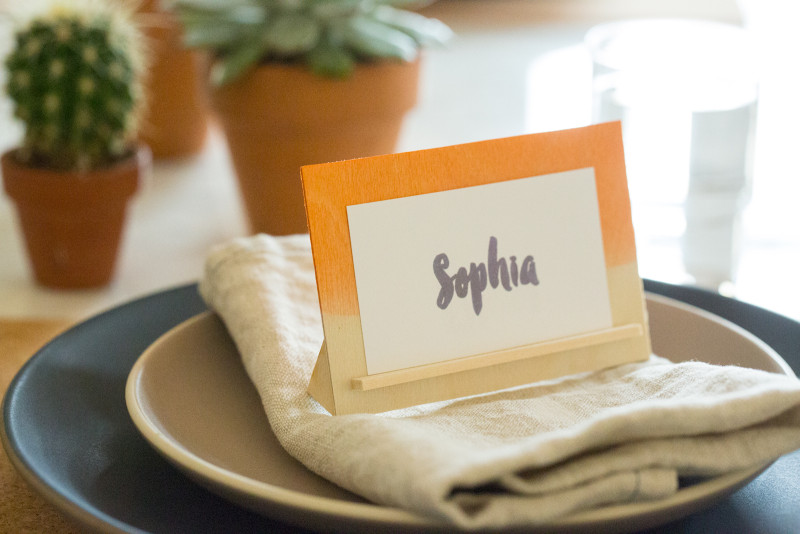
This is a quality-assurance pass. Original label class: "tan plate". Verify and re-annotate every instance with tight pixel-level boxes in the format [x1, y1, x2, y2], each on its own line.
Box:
[125, 294, 794, 533]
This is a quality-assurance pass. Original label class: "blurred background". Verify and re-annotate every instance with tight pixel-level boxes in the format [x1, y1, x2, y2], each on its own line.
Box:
[0, 0, 797, 321]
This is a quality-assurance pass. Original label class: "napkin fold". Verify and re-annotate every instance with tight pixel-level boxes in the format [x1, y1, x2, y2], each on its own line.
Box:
[199, 234, 800, 528]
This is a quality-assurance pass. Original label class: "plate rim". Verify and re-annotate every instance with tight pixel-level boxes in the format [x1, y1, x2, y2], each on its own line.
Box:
[0, 282, 206, 534]
[125, 292, 789, 531]
[125, 312, 432, 527]
[0, 418, 137, 534]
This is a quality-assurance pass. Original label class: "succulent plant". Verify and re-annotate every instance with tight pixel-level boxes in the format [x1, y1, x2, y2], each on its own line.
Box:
[4, 1, 146, 171]
[167, 0, 452, 85]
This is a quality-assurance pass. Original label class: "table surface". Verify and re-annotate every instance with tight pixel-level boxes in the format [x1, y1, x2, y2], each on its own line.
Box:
[1, 0, 799, 531]
[0, 0, 798, 323]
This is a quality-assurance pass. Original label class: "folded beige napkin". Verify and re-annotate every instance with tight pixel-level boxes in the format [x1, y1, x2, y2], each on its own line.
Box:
[199, 234, 800, 528]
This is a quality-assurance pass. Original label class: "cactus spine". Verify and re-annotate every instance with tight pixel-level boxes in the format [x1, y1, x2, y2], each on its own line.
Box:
[5, 2, 145, 171]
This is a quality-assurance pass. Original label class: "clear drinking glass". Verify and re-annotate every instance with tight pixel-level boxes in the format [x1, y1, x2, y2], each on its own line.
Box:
[585, 19, 759, 290]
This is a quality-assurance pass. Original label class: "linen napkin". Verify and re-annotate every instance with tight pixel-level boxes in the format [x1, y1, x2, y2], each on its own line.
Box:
[199, 234, 800, 528]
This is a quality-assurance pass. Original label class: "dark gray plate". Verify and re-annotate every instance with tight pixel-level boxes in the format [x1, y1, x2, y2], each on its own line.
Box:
[2, 281, 800, 533]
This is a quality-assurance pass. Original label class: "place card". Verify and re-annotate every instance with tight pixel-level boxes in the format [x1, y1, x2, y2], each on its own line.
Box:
[302, 122, 651, 415]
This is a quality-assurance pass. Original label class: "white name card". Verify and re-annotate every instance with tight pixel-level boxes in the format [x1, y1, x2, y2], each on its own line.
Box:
[347, 168, 612, 375]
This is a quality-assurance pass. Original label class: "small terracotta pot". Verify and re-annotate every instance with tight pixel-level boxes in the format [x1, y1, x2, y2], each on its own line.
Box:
[137, 0, 209, 159]
[1, 147, 150, 288]
[212, 59, 421, 235]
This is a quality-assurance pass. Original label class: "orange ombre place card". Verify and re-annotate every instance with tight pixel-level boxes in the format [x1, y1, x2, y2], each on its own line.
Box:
[302, 122, 650, 415]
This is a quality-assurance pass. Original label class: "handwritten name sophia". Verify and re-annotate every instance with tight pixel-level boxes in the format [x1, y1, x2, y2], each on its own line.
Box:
[433, 236, 540, 316]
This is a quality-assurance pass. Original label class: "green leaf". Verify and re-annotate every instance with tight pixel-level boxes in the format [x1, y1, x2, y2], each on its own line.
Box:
[371, 6, 453, 46]
[275, 0, 304, 9]
[306, 44, 355, 78]
[169, 0, 254, 12]
[309, 0, 362, 19]
[342, 16, 418, 61]
[225, 4, 268, 24]
[373, 0, 433, 7]
[263, 13, 320, 55]
[210, 42, 265, 85]
[183, 21, 244, 49]
[174, 3, 265, 26]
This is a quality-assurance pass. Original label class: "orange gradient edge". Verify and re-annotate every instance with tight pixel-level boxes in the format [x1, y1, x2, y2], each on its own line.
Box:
[302, 122, 637, 318]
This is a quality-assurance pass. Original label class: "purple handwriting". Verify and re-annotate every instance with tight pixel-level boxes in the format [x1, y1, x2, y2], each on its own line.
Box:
[433, 236, 539, 316]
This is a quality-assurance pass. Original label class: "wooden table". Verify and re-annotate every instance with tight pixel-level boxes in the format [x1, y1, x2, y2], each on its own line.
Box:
[0, 319, 80, 533]
[1, 1, 798, 530]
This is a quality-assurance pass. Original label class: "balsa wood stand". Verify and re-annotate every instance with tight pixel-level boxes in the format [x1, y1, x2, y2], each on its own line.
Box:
[302, 123, 652, 415]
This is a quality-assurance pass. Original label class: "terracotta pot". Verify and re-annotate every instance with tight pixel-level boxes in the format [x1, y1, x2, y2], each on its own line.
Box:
[137, 0, 209, 159]
[1, 147, 150, 288]
[212, 59, 421, 235]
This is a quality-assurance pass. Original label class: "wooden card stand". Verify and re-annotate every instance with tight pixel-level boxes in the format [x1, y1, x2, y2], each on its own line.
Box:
[350, 324, 643, 391]
[303, 123, 651, 415]
[307, 263, 650, 415]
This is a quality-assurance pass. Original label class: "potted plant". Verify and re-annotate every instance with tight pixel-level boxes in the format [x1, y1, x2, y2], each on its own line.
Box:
[168, 0, 452, 235]
[1, 0, 151, 289]
[137, 0, 209, 159]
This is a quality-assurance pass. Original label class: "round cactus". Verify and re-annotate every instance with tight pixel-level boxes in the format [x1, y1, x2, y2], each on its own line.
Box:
[5, 2, 146, 171]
